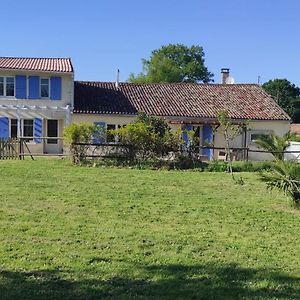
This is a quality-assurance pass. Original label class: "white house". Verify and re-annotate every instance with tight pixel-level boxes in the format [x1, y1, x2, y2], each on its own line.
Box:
[0, 58, 291, 160]
[0, 57, 73, 154]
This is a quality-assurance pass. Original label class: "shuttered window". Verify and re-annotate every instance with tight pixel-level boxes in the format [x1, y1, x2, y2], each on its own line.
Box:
[41, 78, 49, 98]
[6, 77, 15, 96]
[0, 77, 15, 96]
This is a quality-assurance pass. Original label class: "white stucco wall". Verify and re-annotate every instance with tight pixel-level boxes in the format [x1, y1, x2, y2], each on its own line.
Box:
[0, 70, 73, 107]
[72, 113, 137, 125]
[72, 114, 290, 161]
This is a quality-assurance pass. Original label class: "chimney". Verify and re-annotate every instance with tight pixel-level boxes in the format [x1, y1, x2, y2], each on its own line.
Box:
[115, 69, 120, 89]
[221, 68, 230, 84]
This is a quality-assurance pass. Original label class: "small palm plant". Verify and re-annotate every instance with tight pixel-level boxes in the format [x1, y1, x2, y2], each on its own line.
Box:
[260, 161, 300, 205]
[255, 131, 296, 161]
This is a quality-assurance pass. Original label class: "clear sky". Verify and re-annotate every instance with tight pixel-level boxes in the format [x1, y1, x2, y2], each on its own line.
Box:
[2, 0, 300, 85]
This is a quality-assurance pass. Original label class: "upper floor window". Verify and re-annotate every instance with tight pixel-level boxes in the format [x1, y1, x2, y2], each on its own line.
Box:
[41, 78, 49, 98]
[0, 76, 15, 96]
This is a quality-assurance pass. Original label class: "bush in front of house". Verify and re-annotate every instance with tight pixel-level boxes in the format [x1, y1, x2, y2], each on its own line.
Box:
[112, 113, 182, 163]
[64, 123, 104, 164]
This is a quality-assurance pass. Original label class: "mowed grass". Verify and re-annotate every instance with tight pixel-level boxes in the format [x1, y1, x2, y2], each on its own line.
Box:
[0, 159, 299, 300]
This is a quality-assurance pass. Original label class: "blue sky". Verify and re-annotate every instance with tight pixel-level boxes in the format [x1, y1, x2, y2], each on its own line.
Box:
[2, 0, 300, 85]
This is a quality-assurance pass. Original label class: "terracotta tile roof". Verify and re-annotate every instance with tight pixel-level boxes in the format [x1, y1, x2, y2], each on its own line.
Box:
[0, 57, 73, 73]
[74, 81, 291, 121]
[290, 124, 300, 134]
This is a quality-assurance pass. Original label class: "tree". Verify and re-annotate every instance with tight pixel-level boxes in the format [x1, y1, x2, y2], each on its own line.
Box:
[216, 111, 247, 179]
[254, 131, 296, 161]
[128, 44, 213, 83]
[262, 79, 300, 122]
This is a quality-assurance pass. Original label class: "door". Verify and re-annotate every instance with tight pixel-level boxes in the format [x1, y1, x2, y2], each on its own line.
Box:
[45, 120, 60, 153]
[193, 125, 201, 154]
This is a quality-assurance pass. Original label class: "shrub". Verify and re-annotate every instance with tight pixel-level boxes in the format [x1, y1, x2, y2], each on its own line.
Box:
[112, 113, 182, 162]
[254, 131, 296, 161]
[64, 123, 103, 164]
[260, 161, 300, 206]
[231, 161, 274, 172]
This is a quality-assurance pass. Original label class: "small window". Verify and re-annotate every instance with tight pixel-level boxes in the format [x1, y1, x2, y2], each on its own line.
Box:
[23, 119, 34, 142]
[107, 124, 117, 143]
[41, 78, 49, 98]
[0, 77, 3, 96]
[250, 131, 272, 144]
[11, 119, 18, 138]
[6, 77, 15, 96]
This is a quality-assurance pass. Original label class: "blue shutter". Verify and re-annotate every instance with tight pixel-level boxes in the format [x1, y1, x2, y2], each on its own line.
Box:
[182, 124, 193, 149]
[50, 77, 62, 100]
[94, 122, 106, 144]
[28, 76, 40, 99]
[202, 124, 213, 160]
[16, 76, 27, 99]
[34, 118, 42, 143]
[0, 117, 9, 140]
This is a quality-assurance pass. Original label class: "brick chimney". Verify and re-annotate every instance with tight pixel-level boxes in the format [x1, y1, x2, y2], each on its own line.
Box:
[221, 68, 230, 84]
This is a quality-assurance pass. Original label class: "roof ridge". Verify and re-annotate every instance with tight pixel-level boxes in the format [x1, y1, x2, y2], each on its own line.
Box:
[0, 56, 71, 60]
[75, 80, 259, 86]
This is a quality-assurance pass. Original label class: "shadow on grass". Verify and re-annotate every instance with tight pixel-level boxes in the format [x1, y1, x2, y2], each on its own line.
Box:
[0, 263, 299, 300]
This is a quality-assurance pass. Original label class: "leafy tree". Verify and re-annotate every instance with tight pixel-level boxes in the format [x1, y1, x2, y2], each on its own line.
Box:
[260, 161, 300, 206]
[128, 44, 213, 83]
[262, 79, 300, 122]
[254, 131, 296, 161]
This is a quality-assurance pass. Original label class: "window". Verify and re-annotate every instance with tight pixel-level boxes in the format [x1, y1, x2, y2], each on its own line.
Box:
[6, 77, 15, 96]
[107, 124, 123, 143]
[11, 119, 18, 138]
[41, 78, 49, 98]
[0, 76, 15, 96]
[107, 124, 117, 143]
[47, 120, 58, 144]
[0, 77, 3, 96]
[23, 119, 34, 142]
[250, 130, 272, 145]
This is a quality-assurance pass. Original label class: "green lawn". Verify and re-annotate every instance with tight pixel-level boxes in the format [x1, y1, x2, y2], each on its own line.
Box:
[0, 159, 299, 299]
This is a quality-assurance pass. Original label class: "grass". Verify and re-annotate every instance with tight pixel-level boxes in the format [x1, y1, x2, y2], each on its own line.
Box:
[0, 159, 299, 299]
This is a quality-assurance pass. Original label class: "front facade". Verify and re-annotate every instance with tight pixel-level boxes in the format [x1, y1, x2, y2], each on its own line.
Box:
[0, 57, 291, 160]
[0, 57, 73, 154]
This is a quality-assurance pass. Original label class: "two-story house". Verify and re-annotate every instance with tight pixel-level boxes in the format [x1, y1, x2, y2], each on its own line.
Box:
[0, 57, 73, 153]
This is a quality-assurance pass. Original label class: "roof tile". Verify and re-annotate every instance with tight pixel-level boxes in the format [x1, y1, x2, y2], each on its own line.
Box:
[0, 57, 73, 73]
[74, 81, 290, 121]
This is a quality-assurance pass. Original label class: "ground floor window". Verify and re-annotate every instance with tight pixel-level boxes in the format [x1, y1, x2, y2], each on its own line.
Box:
[249, 130, 273, 145]
[107, 124, 124, 143]
[9, 119, 34, 142]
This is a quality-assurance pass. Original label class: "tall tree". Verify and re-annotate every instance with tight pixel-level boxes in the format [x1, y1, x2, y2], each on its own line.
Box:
[128, 44, 214, 83]
[262, 79, 300, 122]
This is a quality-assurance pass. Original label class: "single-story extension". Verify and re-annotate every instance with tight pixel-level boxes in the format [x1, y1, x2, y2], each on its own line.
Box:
[73, 77, 291, 160]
